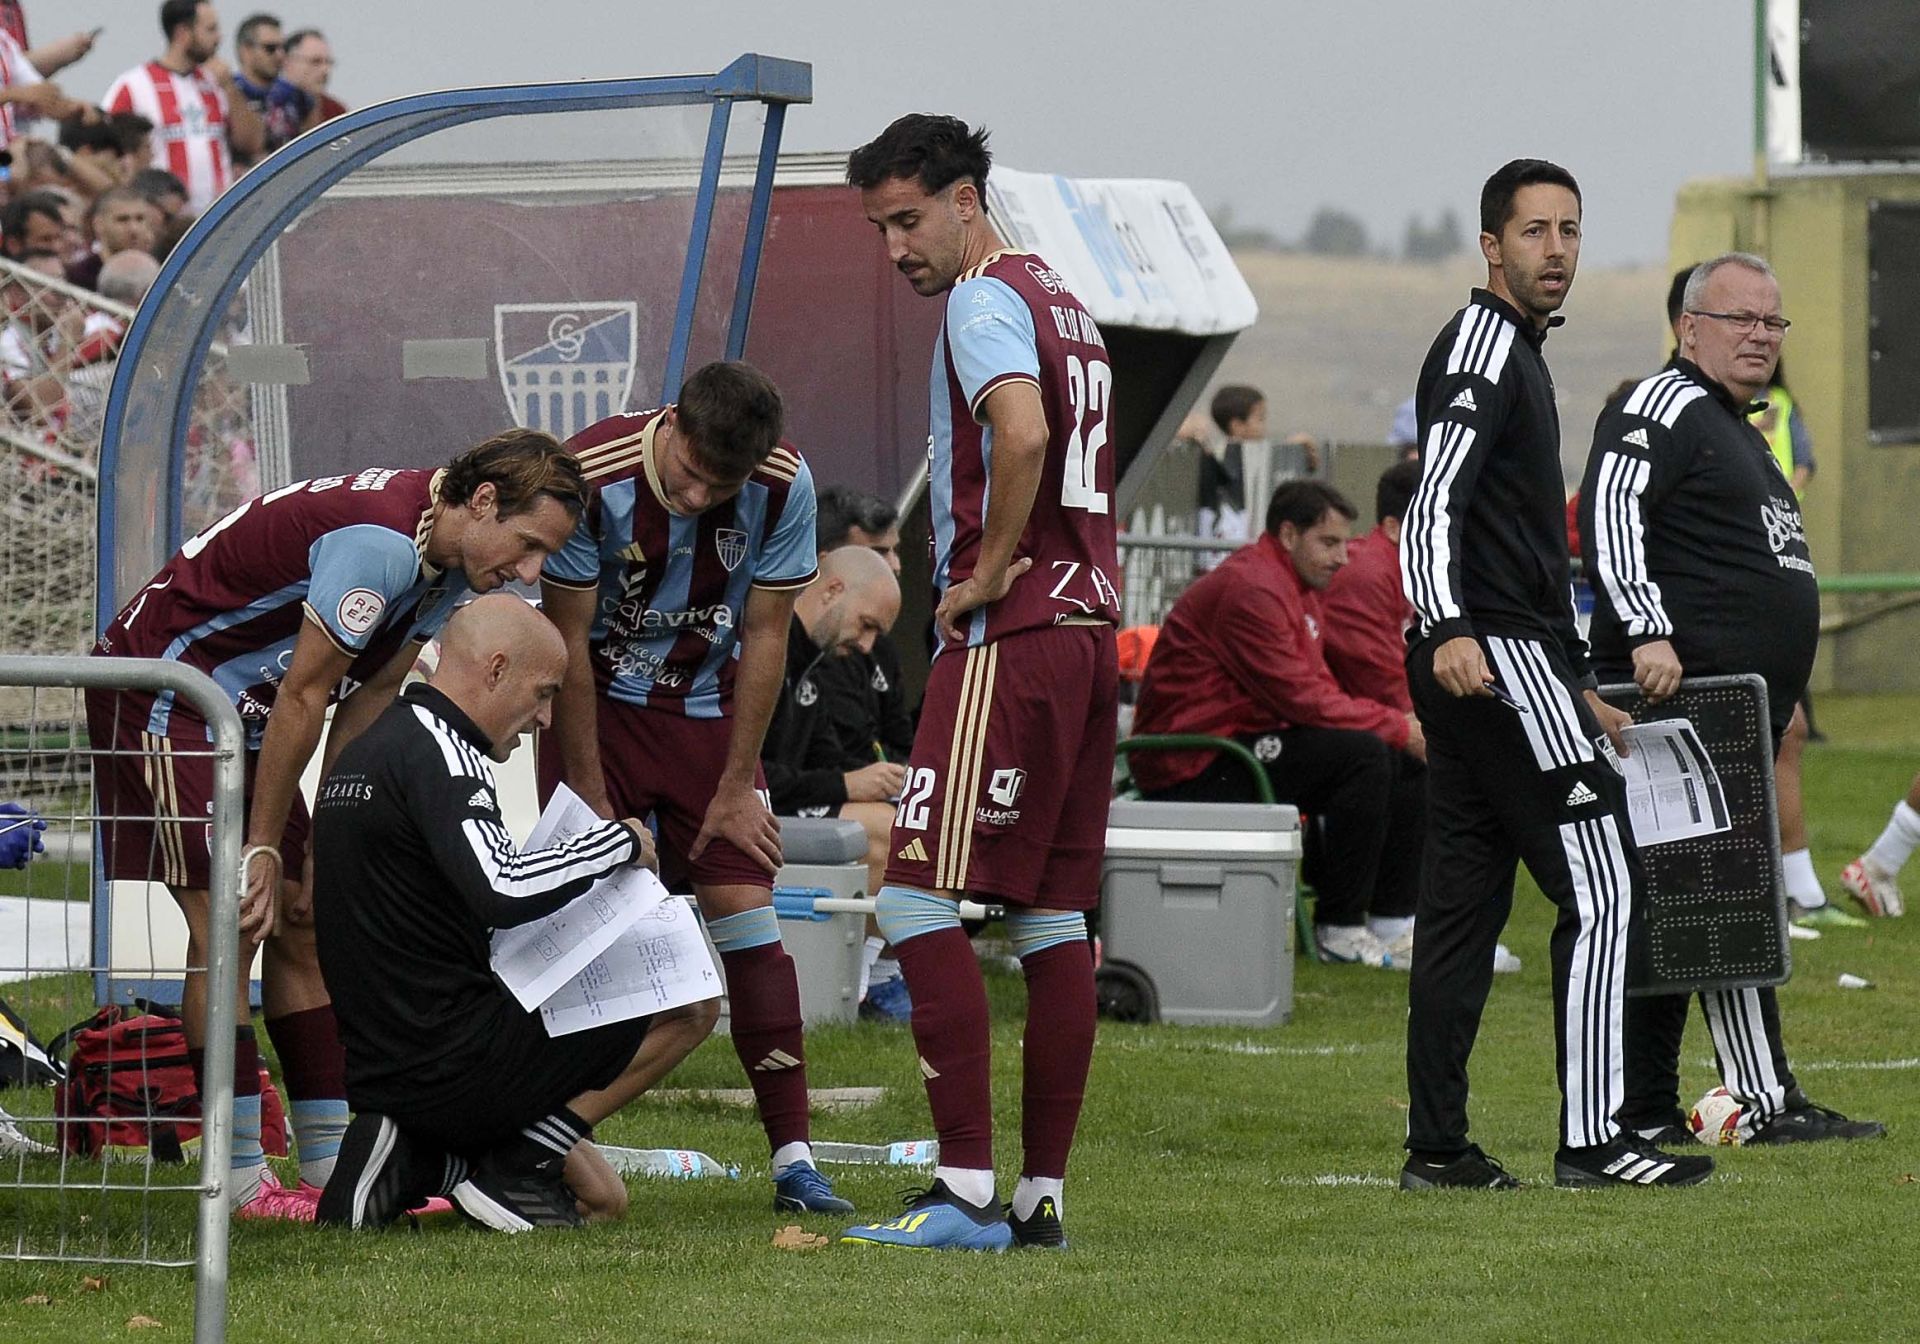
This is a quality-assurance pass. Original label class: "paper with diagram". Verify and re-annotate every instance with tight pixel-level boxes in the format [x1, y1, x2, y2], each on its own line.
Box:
[539, 895, 723, 1036]
[1616, 718, 1731, 847]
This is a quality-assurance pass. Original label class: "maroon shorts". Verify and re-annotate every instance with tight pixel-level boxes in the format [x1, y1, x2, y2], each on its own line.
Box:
[84, 687, 310, 890]
[885, 624, 1117, 908]
[536, 698, 772, 891]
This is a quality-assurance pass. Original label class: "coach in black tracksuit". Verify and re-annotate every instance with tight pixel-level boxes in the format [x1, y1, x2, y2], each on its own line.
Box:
[1398, 160, 1710, 1191]
[1580, 253, 1883, 1148]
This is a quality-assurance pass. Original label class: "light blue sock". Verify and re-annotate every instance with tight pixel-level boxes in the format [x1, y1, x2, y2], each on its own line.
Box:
[707, 905, 783, 953]
[873, 886, 962, 946]
[1004, 910, 1087, 961]
[291, 1099, 350, 1187]
[228, 1093, 265, 1205]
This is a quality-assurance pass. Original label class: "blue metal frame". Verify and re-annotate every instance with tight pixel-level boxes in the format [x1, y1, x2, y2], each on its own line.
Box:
[96, 52, 810, 632]
[89, 55, 808, 1008]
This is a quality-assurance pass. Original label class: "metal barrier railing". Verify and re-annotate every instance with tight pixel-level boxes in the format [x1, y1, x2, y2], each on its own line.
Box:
[0, 657, 242, 1344]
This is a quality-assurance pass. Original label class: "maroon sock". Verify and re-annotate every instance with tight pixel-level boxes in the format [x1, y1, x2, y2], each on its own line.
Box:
[187, 1027, 262, 1099]
[262, 1005, 347, 1101]
[1019, 939, 1096, 1180]
[719, 943, 811, 1150]
[894, 926, 993, 1171]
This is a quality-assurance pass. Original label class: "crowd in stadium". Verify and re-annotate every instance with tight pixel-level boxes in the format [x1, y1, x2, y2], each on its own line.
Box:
[8, 0, 1920, 1254]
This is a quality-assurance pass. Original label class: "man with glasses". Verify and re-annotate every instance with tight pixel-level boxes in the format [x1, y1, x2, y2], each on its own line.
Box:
[230, 11, 282, 151]
[1579, 251, 1885, 1149]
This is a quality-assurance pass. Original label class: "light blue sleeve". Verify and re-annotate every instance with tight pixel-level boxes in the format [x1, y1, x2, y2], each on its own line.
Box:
[541, 512, 602, 588]
[947, 277, 1040, 417]
[753, 458, 819, 588]
[305, 524, 423, 652]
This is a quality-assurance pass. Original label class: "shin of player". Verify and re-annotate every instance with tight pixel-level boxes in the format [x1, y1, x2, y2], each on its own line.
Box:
[88, 432, 586, 1215]
[841, 114, 1119, 1251]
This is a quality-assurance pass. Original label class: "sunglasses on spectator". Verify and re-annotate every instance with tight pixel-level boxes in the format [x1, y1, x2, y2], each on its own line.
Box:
[249, 40, 284, 53]
[1688, 310, 1791, 335]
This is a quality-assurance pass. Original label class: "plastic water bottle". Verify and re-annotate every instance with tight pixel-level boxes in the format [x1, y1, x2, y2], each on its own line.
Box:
[598, 1146, 741, 1179]
[810, 1139, 939, 1167]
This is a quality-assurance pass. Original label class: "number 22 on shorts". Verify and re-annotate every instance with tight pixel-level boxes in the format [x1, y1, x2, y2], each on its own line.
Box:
[895, 768, 937, 830]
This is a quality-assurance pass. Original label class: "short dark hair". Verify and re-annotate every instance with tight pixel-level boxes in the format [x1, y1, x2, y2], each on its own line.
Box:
[132, 167, 189, 206]
[674, 361, 785, 479]
[816, 486, 898, 551]
[1479, 158, 1581, 236]
[1265, 480, 1356, 536]
[236, 12, 281, 47]
[161, 0, 205, 41]
[440, 428, 589, 522]
[1667, 265, 1694, 331]
[90, 185, 152, 223]
[1374, 458, 1422, 525]
[1209, 384, 1265, 436]
[846, 114, 992, 209]
[2, 191, 66, 245]
[108, 112, 156, 155]
[283, 27, 323, 54]
[59, 120, 122, 155]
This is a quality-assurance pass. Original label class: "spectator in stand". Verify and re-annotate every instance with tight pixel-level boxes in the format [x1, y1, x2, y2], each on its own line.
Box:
[102, 1, 264, 216]
[0, 6, 100, 82]
[108, 112, 156, 181]
[229, 13, 282, 141]
[65, 185, 159, 290]
[0, 247, 79, 422]
[1322, 458, 1520, 974]
[261, 28, 340, 156]
[0, 187, 63, 257]
[1195, 384, 1258, 544]
[58, 119, 131, 190]
[0, 26, 83, 149]
[1132, 479, 1426, 968]
[132, 165, 189, 220]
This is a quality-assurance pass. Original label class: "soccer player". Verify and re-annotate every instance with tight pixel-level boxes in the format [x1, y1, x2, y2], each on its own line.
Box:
[1398, 159, 1710, 1190]
[1581, 252, 1883, 1146]
[1844, 775, 1920, 917]
[87, 430, 587, 1218]
[839, 114, 1120, 1250]
[536, 359, 852, 1216]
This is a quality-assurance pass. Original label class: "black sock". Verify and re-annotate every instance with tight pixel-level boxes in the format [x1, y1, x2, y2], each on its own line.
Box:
[497, 1107, 590, 1171]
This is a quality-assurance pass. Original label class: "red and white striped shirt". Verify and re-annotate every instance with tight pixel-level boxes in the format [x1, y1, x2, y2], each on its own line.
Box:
[103, 61, 233, 214]
[0, 30, 43, 145]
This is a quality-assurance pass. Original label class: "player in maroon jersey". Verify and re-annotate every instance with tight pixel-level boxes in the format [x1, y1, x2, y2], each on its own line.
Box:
[88, 429, 586, 1218]
[840, 115, 1119, 1251]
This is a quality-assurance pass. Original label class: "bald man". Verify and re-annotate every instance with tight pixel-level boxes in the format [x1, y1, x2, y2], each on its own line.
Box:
[312, 595, 717, 1232]
[762, 546, 902, 896]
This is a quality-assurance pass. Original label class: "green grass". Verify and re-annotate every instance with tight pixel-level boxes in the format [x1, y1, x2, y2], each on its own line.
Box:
[2, 702, 1918, 1341]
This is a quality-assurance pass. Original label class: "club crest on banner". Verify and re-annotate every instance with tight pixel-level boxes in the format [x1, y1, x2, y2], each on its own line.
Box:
[495, 302, 639, 439]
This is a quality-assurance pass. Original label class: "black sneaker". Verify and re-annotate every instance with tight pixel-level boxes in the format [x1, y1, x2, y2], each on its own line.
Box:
[315, 1113, 439, 1230]
[1748, 1101, 1887, 1145]
[452, 1151, 582, 1233]
[1554, 1136, 1712, 1188]
[1632, 1122, 1698, 1148]
[1006, 1194, 1068, 1249]
[1399, 1145, 1524, 1190]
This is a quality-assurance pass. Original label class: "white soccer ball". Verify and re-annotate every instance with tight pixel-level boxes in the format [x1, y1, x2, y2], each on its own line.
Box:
[1688, 1086, 1746, 1146]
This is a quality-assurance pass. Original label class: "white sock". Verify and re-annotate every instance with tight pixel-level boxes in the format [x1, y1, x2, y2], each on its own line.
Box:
[1782, 848, 1824, 908]
[1367, 915, 1413, 944]
[771, 1141, 812, 1175]
[859, 936, 884, 1000]
[934, 1165, 995, 1208]
[1866, 801, 1920, 875]
[872, 957, 900, 985]
[1011, 1175, 1062, 1221]
[228, 1163, 267, 1209]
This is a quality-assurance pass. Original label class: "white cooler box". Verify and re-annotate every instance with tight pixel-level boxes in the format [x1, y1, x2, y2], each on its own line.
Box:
[1098, 800, 1301, 1026]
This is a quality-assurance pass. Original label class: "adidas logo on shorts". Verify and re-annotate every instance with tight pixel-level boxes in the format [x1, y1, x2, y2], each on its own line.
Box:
[896, 838, 928, 864]
[1565, 781, 1599, 807]
[1450, 388, 1477, 412]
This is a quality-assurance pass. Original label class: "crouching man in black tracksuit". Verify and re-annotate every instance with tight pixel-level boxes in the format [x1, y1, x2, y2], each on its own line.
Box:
[1580, 252, 1884, 1149]
[312, 594, 717, 1231]
[1398, 159, 1711, 1191]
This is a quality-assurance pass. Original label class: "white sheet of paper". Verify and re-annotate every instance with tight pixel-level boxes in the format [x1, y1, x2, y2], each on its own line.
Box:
[539, 895, 723, 1037]
[489, 785, 671, 1010]
[1616, 718, 1731, 847]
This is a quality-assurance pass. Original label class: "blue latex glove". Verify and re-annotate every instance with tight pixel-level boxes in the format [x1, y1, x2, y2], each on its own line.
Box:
[0, 802, 46, 869]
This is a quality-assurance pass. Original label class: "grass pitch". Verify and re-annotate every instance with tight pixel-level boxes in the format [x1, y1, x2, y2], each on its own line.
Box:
[1, 695, 1917, 1342]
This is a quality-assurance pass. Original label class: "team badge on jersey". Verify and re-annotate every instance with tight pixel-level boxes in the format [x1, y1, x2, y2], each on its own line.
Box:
[714, 528, 749, 572]
[495, 302, 639, 438]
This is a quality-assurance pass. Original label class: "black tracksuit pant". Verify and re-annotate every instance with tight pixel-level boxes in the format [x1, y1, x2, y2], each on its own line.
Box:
[1144, 726, 1420, 927]
[1405, 632, 1644, 1154]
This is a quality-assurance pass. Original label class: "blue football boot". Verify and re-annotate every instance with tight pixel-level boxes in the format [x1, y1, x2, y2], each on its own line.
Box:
[838, 1180, 1014, 1252]
[773, 1161, 855, 1214]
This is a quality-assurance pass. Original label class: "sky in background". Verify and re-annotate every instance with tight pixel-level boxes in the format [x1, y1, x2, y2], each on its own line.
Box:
[47, 0, 1756, 267]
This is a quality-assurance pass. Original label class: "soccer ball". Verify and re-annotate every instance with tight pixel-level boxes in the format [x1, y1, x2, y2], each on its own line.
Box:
[1687, 1087, 1747, 1146]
